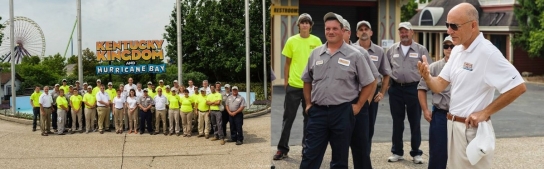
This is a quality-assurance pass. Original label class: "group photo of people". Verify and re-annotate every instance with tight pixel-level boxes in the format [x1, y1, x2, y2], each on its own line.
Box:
[30, 78, 247, 145]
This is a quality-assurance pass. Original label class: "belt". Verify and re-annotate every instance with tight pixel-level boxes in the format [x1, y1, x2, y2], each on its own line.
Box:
[97, 106, 105, 107]
[199, 110, 209, 112]
[392, 80, 418, 87]
[210, 110, 220, 111]
[447, 113, 490, 123]
[43, 107, 51, 109]
[116, 108, 123, 110]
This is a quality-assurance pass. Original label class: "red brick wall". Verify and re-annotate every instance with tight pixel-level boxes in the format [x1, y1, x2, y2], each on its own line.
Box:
[513, 47, 544, 75]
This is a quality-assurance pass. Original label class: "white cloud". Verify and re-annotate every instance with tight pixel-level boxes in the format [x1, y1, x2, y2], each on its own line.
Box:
[0, 0, 174, 57]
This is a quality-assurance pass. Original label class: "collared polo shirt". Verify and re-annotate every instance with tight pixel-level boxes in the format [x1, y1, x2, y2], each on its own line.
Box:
[196, 95, 209, 111]
[113, 96, 125, 109]
[179, 95, 194, 113]
[167, 94, 181, 109]
[39, 92, 53, 108]
[154, 94, 168, 110]
[226, 94, 246, 112]
[95, 91, 110, 107]
[82, 93, 96, 109]
[138, 95, 154, 108]
[417, 58, 451, 110]
[70, 95, 83, 110]
[30, 91, 42, 108]
[206, 92, 222, 111]
[386, 40, 432, 83]
[56, 96, 68, 109]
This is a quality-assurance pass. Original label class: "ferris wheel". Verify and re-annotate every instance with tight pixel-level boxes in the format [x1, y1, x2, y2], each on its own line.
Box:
[0, 16, 46, 64]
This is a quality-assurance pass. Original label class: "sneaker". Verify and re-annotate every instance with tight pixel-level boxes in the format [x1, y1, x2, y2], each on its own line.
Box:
[413, 155, 424, 164]
[387, 154, 404, 162]
[273, 151, 287, 160]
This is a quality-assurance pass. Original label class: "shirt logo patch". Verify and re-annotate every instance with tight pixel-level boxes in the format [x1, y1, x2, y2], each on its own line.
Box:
[370, 55, 378, 62]
[316, 60, 324, 65]
[338, 58, 350, 66]
[393, 54, 399, 58]
[409, 53, 419, 58]
[463, 62, 473, 71]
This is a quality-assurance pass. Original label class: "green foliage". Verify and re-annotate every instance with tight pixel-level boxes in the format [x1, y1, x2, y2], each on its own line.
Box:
[226, 82, 271, 101]
[513, 0, 544, 58]
[163, 0, 271, 83]
[16, 56, 63, 90]
[401, 0, 432, 22]
[0, 16, 3, 45]
[67, 55, 78, 64]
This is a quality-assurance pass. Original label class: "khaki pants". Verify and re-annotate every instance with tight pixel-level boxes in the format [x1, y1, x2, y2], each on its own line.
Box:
[97, 107, 108, 131]
[198, 111, 210, 136]
[180, 111, 193, 135]
[127, 108, 138, 131]
[155, 109, 167, 133]
[113, 108, 124, 131]
[57, 109, 67, 134]
[123, 108, 129, 130]
[447, 120, 494, 169]
[168, 109, 180, 133]
[40, 107, 52, 133]
[84, 108, 96, 132]
[105, 107, 112, 130]
[71, 109, 83, 131]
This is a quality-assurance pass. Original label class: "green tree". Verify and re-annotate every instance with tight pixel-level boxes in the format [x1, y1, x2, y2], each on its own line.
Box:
[41, 53, 67, 77]
[401, 0, 431, 22]
[67, 55, 77, 64]
[513, 0, 544, 58]
[0, 16, 4, 45]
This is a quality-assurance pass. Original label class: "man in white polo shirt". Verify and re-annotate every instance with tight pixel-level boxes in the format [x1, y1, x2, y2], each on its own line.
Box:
[418, 3, 526, 168]
[96, 84, 111, 134]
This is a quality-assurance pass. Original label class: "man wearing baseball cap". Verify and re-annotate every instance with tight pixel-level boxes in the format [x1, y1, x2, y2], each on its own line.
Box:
[60, 79, 70, 94]
[417, 36, 453, 168]
[92, 79, 102, 95]
[273, 12, 323, 161]
[300, 12, 375, 168]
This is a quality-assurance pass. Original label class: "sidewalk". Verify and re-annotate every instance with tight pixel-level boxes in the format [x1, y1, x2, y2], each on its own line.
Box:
[0, 113, 271, 169]
[271, 136, 544, 169]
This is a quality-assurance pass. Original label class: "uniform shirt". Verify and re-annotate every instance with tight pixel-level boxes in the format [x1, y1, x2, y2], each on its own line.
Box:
[135, 89, 144, 99]
[202, 86, 212, 96]
[92, 86, 101, 96]
[70, 95, 83, 110]
[187, 85, 196, 95]
[113, 96, 125, 109]
[355, 40, 392, 84]
[221, 91, 231, 110]
[439, 33, 524, 117]
[154, 94, 168, 110]
[51, 90, 59, 106]
[301, 42, 375, 105]
[59, 85, 70, 94]
[39, 92, 53, 108]
[56, 96, 68, 109]
[206, 92, 222, 111]
[195, 95, 209, 111]
[155, 86, 165, 93]
[82, 93, 96, 109]
[95, 91, 110, 107]
[179, 95, 194, 113]
[386, 40, 432, 83]
[124, 83, 136, 93]
[282, 34, 323, 88]
[105, 88, 117, 101]
[146, 88, 157, 99]
[417, 58, 451, 110]
[164, 91, 172, 98]
[138, 95, 154, 109]
[167, 94, 181, 109]
[126, 96, 138, 109]
[30, 91, 42, 108]
[350, 42, 380, 80]
[226, 94, 246, 112]
[79, 88, 87, 95]
[120, 91, 128, 100]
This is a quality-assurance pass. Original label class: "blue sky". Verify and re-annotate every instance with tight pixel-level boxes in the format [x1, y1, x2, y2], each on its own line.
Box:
[0, 0, 174, 57]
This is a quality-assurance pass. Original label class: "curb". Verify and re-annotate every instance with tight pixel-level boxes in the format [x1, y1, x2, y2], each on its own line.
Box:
[0, 113, 32, 125]
[244, 107, 271, 119]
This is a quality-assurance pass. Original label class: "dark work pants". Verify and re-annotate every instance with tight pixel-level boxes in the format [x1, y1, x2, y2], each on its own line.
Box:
[66, 106, 72, 128]
[367, 87, 380, 154]
[210, 110, 224, 139]
[32, 107, 40, 129]
[277, 85, 308, 154]
[222, 110, 229, 137]
[388, 84, 422, 157]
[351, 102, 371, 169]
[52, 108, 58, 130]
[139, 110, 153, 133]
[229, 112, 244, 141]
[300, 102, 354, 169]
[428, 106, 448, 169]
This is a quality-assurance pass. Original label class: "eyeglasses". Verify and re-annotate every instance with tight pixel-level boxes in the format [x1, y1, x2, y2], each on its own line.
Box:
[443, 44, 455, 49]
[445, 20, 472, 31]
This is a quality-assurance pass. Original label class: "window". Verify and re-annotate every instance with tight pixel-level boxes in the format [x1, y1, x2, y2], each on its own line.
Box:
[490, 35, 507, 57]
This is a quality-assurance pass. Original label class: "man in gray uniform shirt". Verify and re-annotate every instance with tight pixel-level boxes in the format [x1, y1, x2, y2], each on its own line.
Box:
[417, 36, 453, 169]
[300, 12, 375, 169]
[341, 18, 379, 169]
[386, 22, 432, 164]
[354, 20, 392, 155]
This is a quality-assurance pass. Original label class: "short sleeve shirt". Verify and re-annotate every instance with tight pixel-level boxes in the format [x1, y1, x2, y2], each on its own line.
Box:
[355, 41, 392, 84]
[95, 92, 110, 107]
[138, 96, 154, 108]
[56, 96, 68, 109]
[350, 43, 380, 80]
[126, 96, 138, 109]
[282, 34, 323, 88]
[301, 42, 375, 105]
[206, 92, 222, 111]
[438, 33, 524, 117]
[113, 96, 125, 109]
[82, 93, 96, 108]
[167, 94, 181, 109]
[226, 95, 246, 112]
[30, 91, 42, 108]
[196, 95, 209, 111]
[153, 95, 168, 110]
[417, 58, 451, 110]
[39, 92, 53, 107]
[59, 85, 70, 94]
[387, 41, 432, 83]
[179, 96, 194, 113]
[70, 95, 83, 110]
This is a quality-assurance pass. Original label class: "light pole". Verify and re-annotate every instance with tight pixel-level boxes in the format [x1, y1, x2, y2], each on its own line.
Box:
[9, 0, 16, 115]
[245, 0, 250, 107]
[177, 0, 183, 83]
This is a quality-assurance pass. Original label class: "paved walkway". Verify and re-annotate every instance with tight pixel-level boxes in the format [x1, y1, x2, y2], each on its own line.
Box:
[0, 113, 271, 169]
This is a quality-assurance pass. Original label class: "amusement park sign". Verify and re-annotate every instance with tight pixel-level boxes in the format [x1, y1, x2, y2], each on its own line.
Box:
[95, 40, 166, 75]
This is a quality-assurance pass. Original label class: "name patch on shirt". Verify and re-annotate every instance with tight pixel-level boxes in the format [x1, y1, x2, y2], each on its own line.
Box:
[370, 55, 378, 62]
[463, 62, 473, 71]
[316, 60, 324, 65]
[409, 53, 419, 58]
[338, 58, 350, 66]
[393, 54, 399, 58]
